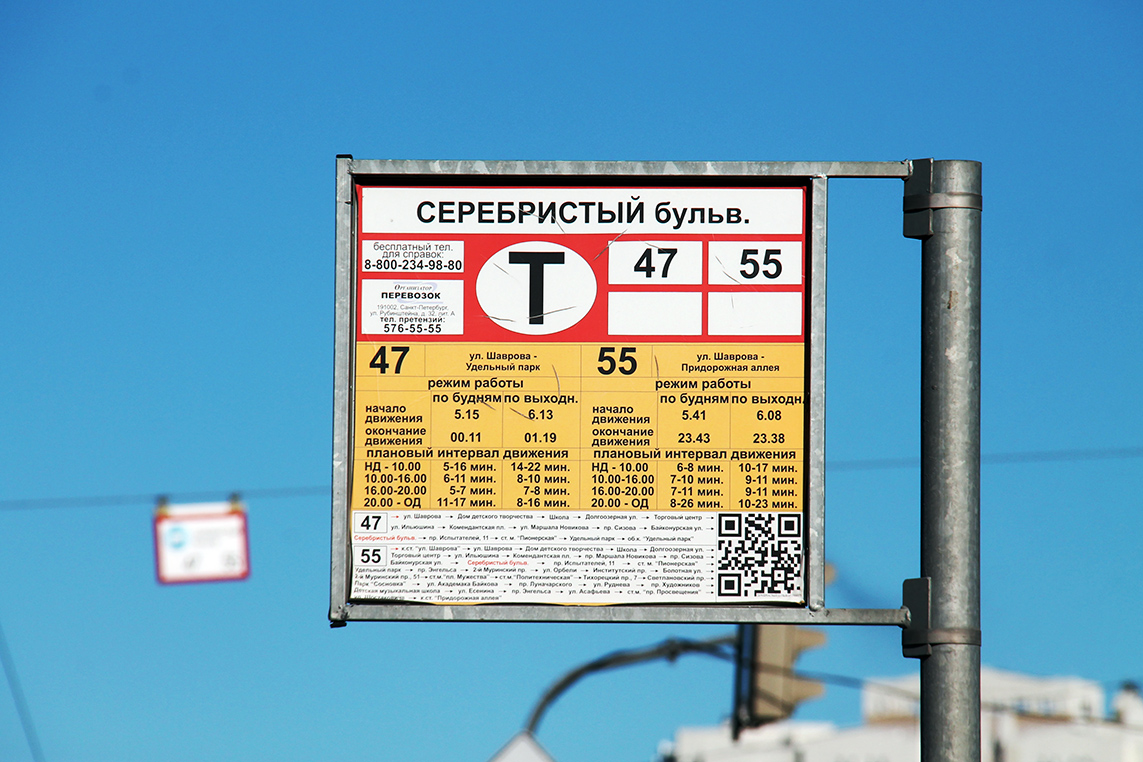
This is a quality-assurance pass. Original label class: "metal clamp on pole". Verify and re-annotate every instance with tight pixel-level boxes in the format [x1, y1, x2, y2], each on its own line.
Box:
[901, 578, 982, 659]
[903, 192, 983, 211]
[903, 159, 984, 240]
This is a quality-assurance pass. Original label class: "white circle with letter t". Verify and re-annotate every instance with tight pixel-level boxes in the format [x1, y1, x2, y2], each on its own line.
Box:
[476, 241, 597, 335]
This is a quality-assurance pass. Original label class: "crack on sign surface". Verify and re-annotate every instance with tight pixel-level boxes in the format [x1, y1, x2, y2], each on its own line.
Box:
[528, 304, 577, 322]
[592, 229, 631, 261]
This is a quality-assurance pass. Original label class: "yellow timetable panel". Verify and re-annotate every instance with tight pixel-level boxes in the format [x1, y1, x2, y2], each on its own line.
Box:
[349, 342, 806, 604]
[352, 342, 804, 512]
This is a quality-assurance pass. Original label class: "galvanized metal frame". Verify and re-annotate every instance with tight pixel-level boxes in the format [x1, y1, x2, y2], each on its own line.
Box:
[807, 177, 828, 613]
[331, 158, 911, 626]
[331, 156, 355, 618]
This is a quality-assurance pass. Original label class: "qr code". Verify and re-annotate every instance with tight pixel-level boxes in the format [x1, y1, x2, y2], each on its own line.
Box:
[716, 513, 803, 598]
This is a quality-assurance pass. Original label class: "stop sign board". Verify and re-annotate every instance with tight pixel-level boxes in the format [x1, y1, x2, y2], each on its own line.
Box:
[331, 161, 826, 621]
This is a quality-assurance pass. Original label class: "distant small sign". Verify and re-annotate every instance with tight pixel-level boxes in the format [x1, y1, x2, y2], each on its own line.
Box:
[153, 499, 250, 584]
[487, 733, 556, 762]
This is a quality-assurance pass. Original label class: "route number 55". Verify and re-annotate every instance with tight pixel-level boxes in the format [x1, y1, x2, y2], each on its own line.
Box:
[598, 347, 637, 375]
[740, 249, 782, 279]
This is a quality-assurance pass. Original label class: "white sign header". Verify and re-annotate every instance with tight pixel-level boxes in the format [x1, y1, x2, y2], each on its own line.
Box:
[361, 187, 804, 235]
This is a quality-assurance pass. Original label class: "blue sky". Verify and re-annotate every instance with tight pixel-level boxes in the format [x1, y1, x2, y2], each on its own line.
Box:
[2, 1, 1141, 760]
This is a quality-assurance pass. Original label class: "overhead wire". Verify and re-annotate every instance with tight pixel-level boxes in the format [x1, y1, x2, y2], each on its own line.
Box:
[0, 617, 46, 762]
[0, 485, 327, 511]
[830, 445, 1143, 472]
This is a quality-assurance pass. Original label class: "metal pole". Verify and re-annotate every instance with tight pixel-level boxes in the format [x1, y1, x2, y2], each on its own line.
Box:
[905, 159, 983, 762]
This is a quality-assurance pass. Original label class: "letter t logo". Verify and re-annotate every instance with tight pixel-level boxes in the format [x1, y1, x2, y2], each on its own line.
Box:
[508, 251, 565, 324]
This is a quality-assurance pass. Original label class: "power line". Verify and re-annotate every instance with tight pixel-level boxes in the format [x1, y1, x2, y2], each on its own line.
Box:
[831, 445, 1143, 472]
[0, 486, 328, 512]
[0, 617, 46, 762]
[1, 444, 1140, 512]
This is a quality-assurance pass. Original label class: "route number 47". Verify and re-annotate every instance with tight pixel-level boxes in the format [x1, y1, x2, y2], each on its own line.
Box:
[369, 346, 409, 374]
[633, 247, 677, 278]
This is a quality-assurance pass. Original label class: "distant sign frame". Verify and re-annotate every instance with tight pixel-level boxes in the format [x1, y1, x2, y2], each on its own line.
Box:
[330, 159, 907, 625]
